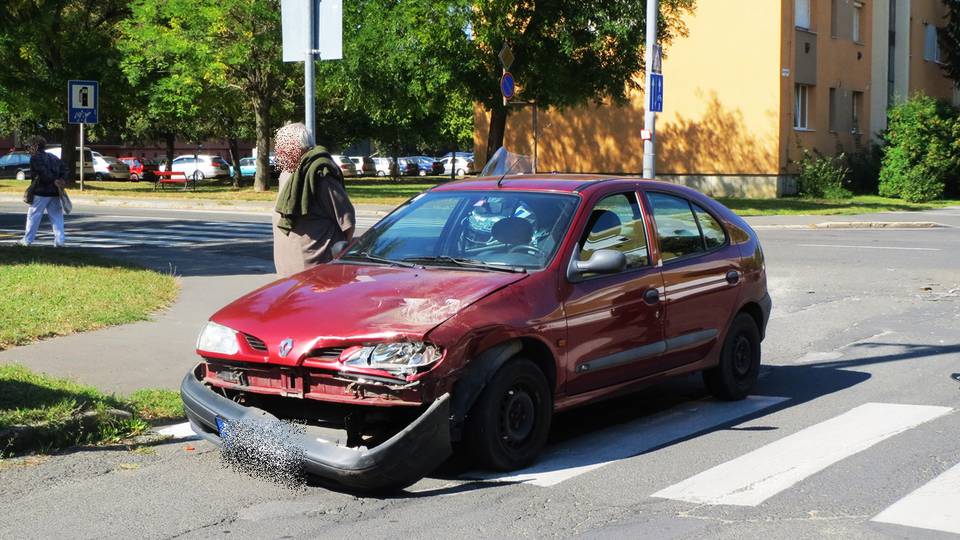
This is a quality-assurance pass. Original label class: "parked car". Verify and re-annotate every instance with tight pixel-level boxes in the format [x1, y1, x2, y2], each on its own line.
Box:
[396, 157, 420, 176]
[412, 156, 443, 176]
[161, 154, 231, 181]
[92, 155, 131, 181]
[0, 150, 32, 180]
[180, 174, 770, 491]
[45, 146, 96, 179]
[441, 155, 474, 176]
[372, 157, 396, 177]
[118, 156, 159, 182]
[331, 155, 358, 177]
[349, 156, 377, 177]
[228, 157, 257, 178]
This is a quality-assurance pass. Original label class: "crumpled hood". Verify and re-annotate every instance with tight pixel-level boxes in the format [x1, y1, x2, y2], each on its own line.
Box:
[210, 262, 526, 361]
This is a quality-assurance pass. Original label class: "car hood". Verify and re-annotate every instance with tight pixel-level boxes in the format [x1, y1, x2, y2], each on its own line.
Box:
[210, 262, 527, 362]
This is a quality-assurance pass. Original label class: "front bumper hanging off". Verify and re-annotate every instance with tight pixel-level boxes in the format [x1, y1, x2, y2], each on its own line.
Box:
[180, 366, 452, 492]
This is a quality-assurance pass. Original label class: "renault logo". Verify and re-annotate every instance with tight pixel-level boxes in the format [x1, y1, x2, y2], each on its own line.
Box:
[278, 338, 294, 358]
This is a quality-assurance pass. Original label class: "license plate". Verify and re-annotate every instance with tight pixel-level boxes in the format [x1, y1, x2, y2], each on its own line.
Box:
[215, 416, 229, 437]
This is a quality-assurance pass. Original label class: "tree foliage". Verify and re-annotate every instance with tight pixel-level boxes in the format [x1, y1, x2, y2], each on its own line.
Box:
[941, 0, 960, 84]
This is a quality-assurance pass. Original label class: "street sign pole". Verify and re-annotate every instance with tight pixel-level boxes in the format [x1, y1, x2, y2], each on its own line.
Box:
[305, 0, 317, 141]
[68, 80, 99, 191]
[79, 122, 84, 191]
[642, 0, 658, 179]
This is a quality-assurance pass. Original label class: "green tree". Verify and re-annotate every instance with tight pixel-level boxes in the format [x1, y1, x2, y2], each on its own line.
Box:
[463, 0, 696, 162]
[941, 0, 960, 84]
[0, 0, 133, 178]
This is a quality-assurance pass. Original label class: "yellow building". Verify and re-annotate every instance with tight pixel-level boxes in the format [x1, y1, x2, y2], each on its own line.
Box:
[474, 0, 959, 197]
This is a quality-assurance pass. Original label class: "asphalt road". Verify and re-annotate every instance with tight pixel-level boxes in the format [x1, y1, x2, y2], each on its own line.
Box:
[1, 202, 959, 539]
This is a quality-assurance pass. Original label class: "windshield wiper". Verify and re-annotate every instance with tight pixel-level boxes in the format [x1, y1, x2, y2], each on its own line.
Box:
[401, 256, 526, 273]
[341, 251, 417, 268]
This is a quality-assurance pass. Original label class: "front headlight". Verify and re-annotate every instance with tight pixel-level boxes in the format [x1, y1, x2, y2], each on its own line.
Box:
[342, 342, 442, 374]
[196, 321, 240, 355]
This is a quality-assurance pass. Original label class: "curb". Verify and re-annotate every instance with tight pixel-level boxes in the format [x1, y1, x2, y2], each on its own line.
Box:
[752, 221, 950, 230]
[0, 408, 133, 456]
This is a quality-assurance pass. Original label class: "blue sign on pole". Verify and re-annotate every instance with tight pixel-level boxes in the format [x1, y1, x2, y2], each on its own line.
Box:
[68, 80, 99, 124]
[649, 73, 663, 113]
[500, 71, 516, 100]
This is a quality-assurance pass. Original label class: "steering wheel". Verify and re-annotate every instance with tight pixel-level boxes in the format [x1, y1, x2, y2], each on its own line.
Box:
[507, 244, 545, 257]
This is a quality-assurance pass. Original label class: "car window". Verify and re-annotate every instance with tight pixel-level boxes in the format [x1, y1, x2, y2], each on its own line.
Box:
[0, 154, 11, 167]
[647, 192, 705, 262]
[578, 192, 649, 270]
[692, 204, 726, 249]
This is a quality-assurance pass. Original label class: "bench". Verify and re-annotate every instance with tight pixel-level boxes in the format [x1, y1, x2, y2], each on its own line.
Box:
[153, 171, 194, 191]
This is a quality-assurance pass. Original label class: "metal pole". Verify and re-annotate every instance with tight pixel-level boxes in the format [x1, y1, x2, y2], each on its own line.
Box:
[532, 101, 538, 174]
[642, 0, 658, 178]
[79, 122, 85, 191]
[305, 0, 317, 141]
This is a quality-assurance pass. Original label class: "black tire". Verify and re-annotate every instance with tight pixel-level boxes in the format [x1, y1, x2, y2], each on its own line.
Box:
[456, 168, 466, 177]
[464, 358, 552, 471]
[95, 172, 106, 181]
[703, 313, 761, 401]
[130, 173, 139, 182]
[192, 171, 205, 182]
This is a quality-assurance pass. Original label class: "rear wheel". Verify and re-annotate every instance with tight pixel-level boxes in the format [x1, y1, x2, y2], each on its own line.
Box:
[15, 170, 25, 181]
[703, 313, 761, 400]
[95, 172, 106, 181]
[130, 173, 140, 182]
[464, 358, 552, 471]
[456, 168, 466, 177]
[192, 171, 205, 182]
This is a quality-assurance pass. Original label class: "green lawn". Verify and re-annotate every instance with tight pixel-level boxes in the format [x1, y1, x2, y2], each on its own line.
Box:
[716, 195, 960, 216]
[0, 246, 179, 350]
[0, 364, 183, 456]
[0, 178, 445, 206]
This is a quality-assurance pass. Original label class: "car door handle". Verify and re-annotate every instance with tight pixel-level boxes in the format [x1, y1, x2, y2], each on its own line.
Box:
[726, 270, 741, 285]
[643, 288, 660, 305]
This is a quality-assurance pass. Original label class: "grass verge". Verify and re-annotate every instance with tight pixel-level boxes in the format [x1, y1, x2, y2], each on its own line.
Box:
[717, 195, 960, 216]
[0, 246, 179, 350]
[0, 364, 184, 457]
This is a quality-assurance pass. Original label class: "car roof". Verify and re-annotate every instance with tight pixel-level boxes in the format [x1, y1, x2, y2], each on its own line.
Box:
[430, 174, 708, 197]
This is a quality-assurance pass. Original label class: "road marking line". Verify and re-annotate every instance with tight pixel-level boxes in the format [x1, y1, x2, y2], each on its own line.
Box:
[461, 395, 789, 487]
[797, 244, 940, 251]
[872, 462, 960, 534]
[652, 402, 952, 507]
[156, 422, 201, 441]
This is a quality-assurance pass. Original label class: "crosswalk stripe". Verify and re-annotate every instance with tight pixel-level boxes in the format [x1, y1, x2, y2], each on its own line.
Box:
[871, 462, 960, 535]
[652, 402, 952, 507]
[461, 395, 789, 487]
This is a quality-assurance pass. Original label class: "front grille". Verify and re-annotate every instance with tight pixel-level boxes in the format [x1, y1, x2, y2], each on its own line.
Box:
[243, 333, 268, 352]
[309, 347, 345, 359]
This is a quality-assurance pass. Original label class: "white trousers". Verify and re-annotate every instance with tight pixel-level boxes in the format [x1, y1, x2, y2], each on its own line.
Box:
[23, 195, 65, 246]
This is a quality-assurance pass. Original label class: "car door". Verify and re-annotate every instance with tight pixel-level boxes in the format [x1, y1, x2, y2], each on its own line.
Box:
[561, 191, 666, 395]
[644, 191, 743, 369]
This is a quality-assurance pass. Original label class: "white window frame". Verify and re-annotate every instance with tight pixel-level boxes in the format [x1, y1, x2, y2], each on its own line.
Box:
[794, 84, 811, 130]
[853, 2, 863, 42]
[796, 0, 812, 30]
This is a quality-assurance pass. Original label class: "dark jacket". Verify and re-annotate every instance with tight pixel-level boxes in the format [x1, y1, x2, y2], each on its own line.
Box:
[274, 146, 344, 235]
[30, 151, 67, 197]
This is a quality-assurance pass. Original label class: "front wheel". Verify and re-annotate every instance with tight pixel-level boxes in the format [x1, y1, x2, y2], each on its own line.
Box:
[464, 358, 552, 471]
[192, 171, 205, 182]
[456, 168, 466, 177]
[703, 313, 761, 401]
[15, 170, 25, 180]
[130, 173, 140, 182]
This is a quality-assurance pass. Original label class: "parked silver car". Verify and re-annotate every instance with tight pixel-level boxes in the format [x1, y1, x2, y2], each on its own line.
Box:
[93, 155, 131, 181]
[440, 155, 474, 176]
[349, 156, 376, 176]
[162, 154, 231, 180]
[331, 155, 358, 177]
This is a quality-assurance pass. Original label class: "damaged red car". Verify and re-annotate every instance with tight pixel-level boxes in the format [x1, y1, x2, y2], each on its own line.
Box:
[181, 174, 771, 491]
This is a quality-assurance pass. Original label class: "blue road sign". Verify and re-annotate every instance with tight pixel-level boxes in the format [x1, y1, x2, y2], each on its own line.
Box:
[68, 80, 99, 124]
[500, 72, 515, 100]
[649, 73, 663, 113]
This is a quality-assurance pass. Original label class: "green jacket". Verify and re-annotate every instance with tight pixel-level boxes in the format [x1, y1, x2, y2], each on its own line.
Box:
[274, 146, 341, 235]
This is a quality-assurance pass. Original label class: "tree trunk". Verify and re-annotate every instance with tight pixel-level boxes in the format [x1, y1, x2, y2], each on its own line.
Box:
[62, 124, 79, 184]
[391, 140, 400, 181]
[253, 96, 271, 192]
[484, 107, 508, 166]
[228, 137, 242, 189]
[450, 141, 457, 181]
[164, 133, 175, 169]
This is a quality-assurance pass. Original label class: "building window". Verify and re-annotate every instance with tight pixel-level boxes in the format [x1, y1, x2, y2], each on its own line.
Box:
[795, 84, 811, 129]
[852, 91, 863, 133]
[828, 88, 837, 131]
[853, 2, 863, 42]
[924, 24, 942, 63]
[796, 0, 812, 30]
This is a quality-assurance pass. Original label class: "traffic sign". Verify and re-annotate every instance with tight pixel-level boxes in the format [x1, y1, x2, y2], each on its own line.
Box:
[500, 72, 515, 100]
[281, 0, 342, 62]
[68, 80, 98, 124]
[649, 72, 663, 113]
[498, 43, 514, 70]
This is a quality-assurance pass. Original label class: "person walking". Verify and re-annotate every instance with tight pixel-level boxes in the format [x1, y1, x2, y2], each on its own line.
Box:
[272, 123, 356, 277]
[20, 136, 67, 247]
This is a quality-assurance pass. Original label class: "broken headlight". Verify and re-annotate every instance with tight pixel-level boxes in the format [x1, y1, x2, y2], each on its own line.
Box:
[196, 321, 240, 356]
[341, 342, 442, 374]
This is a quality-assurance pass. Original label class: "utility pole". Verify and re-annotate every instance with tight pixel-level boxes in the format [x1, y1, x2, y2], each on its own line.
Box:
[304, 0, 317, 141]
[642, 0, 658, 178]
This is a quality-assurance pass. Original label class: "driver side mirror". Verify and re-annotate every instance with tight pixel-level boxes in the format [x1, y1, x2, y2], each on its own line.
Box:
[331, 240, 348, 258]
[567, 248, 627, 282]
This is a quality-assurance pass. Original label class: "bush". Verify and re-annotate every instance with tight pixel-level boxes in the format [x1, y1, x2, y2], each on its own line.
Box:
[796, 149, 853, 199]
[845, 142, 883, 195]
[878, 95, 960, 202]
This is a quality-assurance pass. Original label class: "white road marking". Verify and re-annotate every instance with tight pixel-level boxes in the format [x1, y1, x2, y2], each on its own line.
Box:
[156, 422, 201, 441]
[652, 402, 953, 507]
[797, 243, 940, 251]
[461, 395, 788, 487]
[872, 462, 960, 535]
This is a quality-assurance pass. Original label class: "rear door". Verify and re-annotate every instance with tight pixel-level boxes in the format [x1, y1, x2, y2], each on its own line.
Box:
[562, 191, 666, 395]
[644, 191, 743, 369]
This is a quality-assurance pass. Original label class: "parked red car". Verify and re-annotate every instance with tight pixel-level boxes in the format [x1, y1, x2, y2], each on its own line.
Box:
[118, 156, 159, 182]
[181, 175, 770, 491]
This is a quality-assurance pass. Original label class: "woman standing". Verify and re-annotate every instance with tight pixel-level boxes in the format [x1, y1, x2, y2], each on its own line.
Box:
[20, 136, 67, 247]
[272, 123, 356, 277]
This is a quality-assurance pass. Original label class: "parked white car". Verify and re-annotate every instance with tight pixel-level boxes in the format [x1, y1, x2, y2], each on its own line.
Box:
[45, 146, 96, 179]
[331, 155, 358, 177]
[92, 155, 131, 181]
[349, 156, 376, 176]
[440, 155, 474, 176]
[372, 157, 396, 176]
[161, 154, 231, 180]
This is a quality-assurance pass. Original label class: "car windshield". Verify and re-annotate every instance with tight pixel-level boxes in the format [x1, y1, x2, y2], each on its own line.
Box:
[344, 191, 579, 271]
